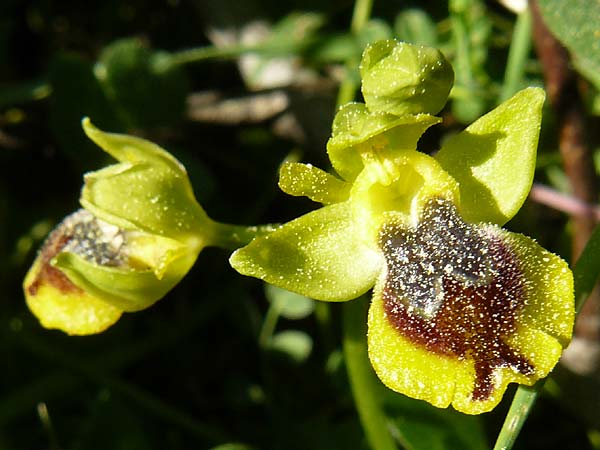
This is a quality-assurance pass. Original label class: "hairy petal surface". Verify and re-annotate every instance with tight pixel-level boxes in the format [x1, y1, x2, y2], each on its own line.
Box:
[81, 118, 209, 242]
[278, 162, 351, 204]
[230, 202, 383, 301]
[435, 88, 545, 225]
[367, 198, 573, 414]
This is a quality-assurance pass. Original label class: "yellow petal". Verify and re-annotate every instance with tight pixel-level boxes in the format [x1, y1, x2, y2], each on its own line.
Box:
[23, 234, 121, 336]
[367, 198, 574, 414]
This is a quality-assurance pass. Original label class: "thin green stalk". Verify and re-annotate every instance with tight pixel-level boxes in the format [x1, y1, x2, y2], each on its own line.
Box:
[336, 71, 360, 107]
[493, 223, 600, 450]
[210, 222, 278, 251]
[336, 0, 374, 107]
[258, 301, 282, 349]
[492, 381, 544, 450]
[37, 402, 61, 450]
[170, 41, 306, 67]
[350, 0, 374, 34]
[499, 9, 533, 102]
[342, 297, 397, 450]
[450, 12, 474, 93]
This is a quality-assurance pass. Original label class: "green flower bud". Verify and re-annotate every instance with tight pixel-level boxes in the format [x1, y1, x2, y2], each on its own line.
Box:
[360, 39, 454, 116]
[23, 119, 218, 334]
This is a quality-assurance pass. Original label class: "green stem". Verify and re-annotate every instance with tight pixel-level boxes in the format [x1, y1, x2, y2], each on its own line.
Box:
[350, 0, 374, 34]
[210, 222, 278, 251]
[258, 301, 282, 349]
[170, 41, 305, 67]
[499, 9, 532, 102]
[493, 223, 600, 450]
[492, 381, 544, 450]
[342, 297, 397, 450]
[336, 0, 374, 106]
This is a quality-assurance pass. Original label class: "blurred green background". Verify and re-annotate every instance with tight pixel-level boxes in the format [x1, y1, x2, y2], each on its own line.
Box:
[1, 0, 599, 449]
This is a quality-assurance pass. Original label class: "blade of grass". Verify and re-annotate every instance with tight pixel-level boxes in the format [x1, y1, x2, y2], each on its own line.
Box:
[493, 223, 600, 450]
[499, 8, 533, 102]
[336, 0, 374, 106]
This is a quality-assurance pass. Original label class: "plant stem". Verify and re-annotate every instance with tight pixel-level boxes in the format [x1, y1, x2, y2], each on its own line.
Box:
[342, 297, 397, 450]
[258, 301, 282, 349]
[499, 8, 532, 102]
[336, 0, 374, 107]
[350, 0, 374, 34]
[170, 41, 305, 67]
[492, 382, 542, 450]
[210, 222, 278, 251]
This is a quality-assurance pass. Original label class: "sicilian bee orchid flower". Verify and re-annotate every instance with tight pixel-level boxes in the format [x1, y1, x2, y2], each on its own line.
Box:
[230, 40, 574, 414]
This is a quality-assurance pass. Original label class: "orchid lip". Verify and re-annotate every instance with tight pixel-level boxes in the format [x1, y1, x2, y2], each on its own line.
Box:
[379, 197, 534, 401]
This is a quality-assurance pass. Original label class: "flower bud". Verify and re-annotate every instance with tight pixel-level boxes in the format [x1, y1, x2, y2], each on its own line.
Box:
[360, 40, 454, 116]
[23, 119, 215, 334]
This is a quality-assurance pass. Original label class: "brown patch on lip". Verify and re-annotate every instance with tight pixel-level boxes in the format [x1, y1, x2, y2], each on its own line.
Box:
[27, 219, 83, 297]
[380, 198, 534, 401]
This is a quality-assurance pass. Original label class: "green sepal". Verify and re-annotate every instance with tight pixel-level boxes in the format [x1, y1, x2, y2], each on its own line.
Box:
[81, 118, 209, 242]
[360, 39, 454, 116]
[435, 87, 545, 225]
[230, 202, 383, 301]
[327, 103, 440, 181]
[278, 162, 351, 204]
[53, 243, 197, 312]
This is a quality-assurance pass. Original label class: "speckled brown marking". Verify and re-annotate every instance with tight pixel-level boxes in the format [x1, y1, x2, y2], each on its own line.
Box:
[27, 222, 82, 296]
[27, 209, 126, 297]
[380, 198, 533, 401]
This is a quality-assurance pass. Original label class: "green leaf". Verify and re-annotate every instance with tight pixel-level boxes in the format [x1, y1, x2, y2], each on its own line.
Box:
[278, 162, 351, 204]
[360, 40, 454, 116]
[435, 87, 545, 225]
[327, 103, 441, 181]
[537, 0, 600, 90]
[265, 284, 315, 320]
[96, 38, 188, 128]
[270, 330, 313, 363]
[230, 202, 382, 301]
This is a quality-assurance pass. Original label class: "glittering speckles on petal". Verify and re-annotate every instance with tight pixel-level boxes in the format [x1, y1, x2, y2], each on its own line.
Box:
[23, 209, 124, 335]
[27, 209, 127, 297]
[230, 201, 383, 301]
[368, 197, 573, 413]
